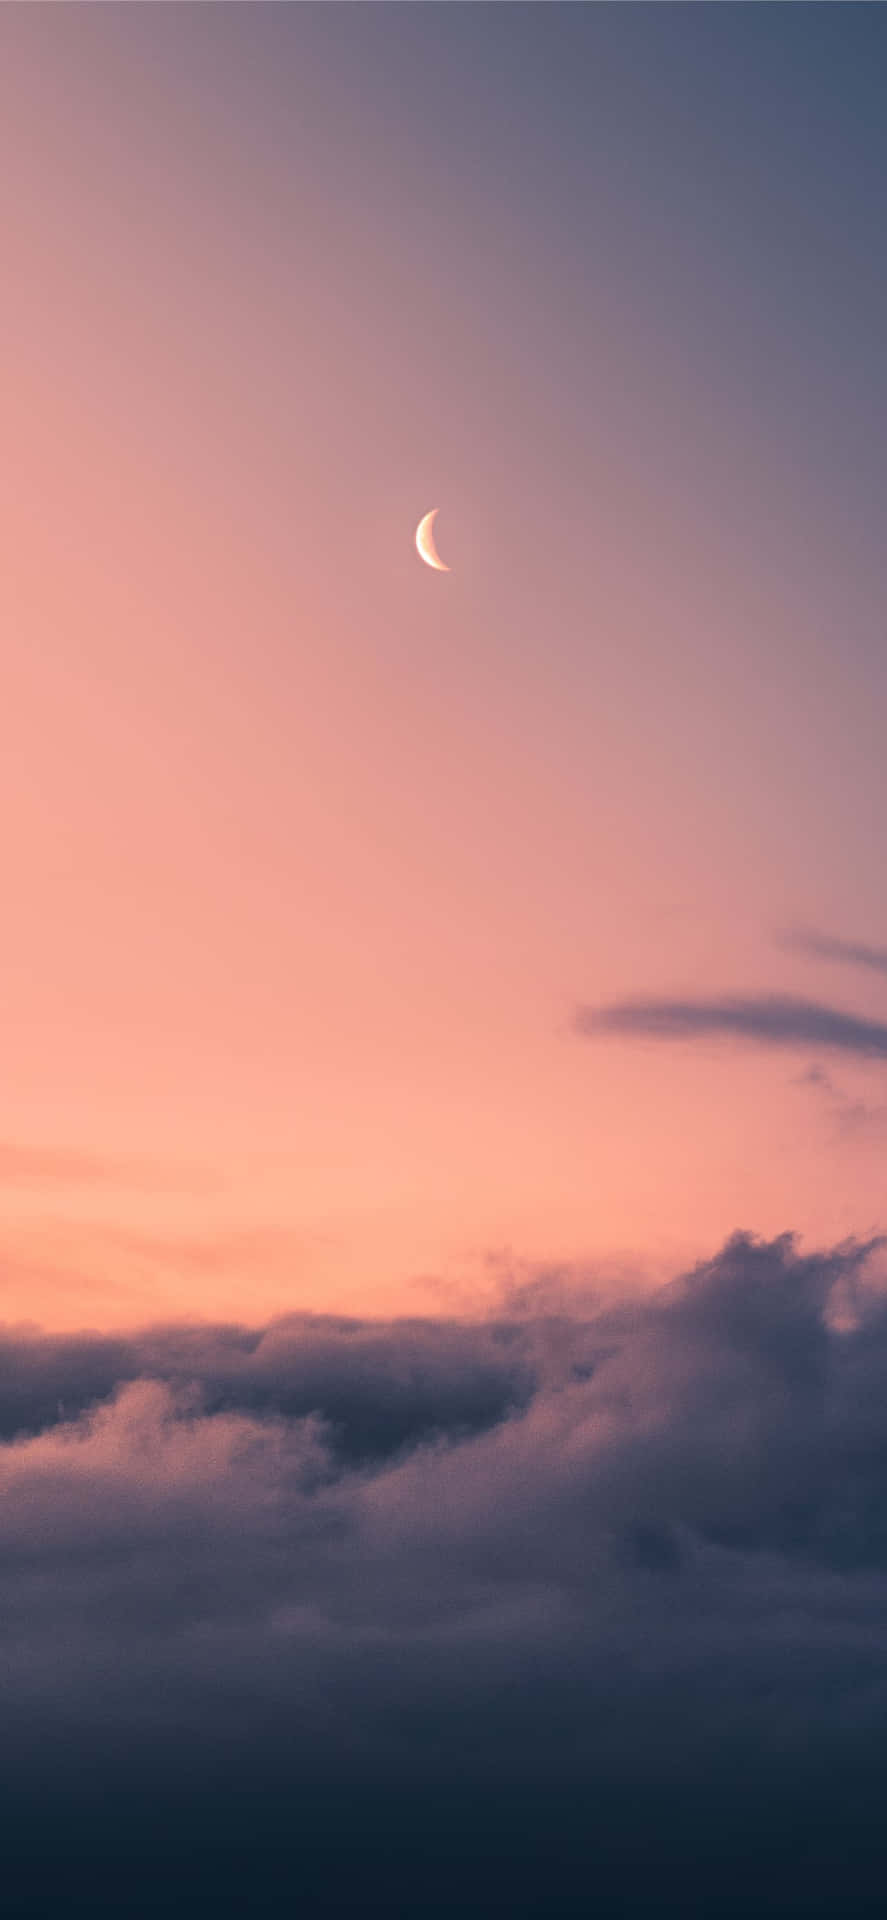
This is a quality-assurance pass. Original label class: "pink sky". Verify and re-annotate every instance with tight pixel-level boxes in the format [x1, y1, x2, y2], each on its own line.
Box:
[3, 12, 887, 1330]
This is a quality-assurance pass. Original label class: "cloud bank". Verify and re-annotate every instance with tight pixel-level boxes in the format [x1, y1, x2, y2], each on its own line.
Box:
[6, 1233, 887, 1912]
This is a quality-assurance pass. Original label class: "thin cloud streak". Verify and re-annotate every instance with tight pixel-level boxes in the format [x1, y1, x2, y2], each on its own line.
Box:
[574, 994, 887, 1058]
[781, 927, 887, 979]
[0, 1143, 224, 1194]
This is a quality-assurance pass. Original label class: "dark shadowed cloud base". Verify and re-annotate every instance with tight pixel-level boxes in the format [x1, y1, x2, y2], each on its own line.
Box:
[6, 1232, 887, 1913]
[575, 992, 887, 1058]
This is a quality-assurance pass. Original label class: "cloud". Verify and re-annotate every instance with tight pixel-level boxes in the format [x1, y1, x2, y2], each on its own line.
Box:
[782, 926, 887, 980]
[792, 1063, 887, 1143]
[0, 1313, 533, 1458]
[574, 993, 887, 1058]
[0, 1141, 222, 1192]
[794, 1063, 836, 1092]
[5, 1234, 887, 1910]
[0, 1217, 327, 1330]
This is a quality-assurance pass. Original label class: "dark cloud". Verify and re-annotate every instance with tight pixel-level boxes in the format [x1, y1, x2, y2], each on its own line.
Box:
[782, 926, 887, 980]
[5, 1234, 887, 1910]
[0, 1314, 533, 1459]
[574, 992, 887, 1058]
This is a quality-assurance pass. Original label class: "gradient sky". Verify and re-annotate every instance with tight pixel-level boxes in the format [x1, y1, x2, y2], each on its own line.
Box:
[4, 4, 887, 1329]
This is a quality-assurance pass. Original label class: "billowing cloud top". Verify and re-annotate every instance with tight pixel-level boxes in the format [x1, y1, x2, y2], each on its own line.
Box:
[5, 1233, 887, 1912]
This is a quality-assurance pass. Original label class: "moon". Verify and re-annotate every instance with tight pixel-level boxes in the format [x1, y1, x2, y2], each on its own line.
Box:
[415, 508, 451, 573]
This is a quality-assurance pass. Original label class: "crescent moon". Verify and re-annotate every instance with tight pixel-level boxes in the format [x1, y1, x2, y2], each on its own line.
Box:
[415, 508, 451, 573]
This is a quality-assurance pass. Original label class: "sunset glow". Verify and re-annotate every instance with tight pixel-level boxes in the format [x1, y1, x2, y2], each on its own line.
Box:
[4, 8, 887, 1913]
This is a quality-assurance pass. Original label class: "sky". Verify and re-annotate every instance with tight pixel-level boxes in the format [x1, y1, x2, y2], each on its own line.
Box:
[5, 7, 887, 1913]
[4, 4, 887, 1330]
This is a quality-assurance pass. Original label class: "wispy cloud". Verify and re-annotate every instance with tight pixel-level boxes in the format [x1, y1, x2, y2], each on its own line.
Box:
[574, 994, 887, 1058]
[780, 927, 887, 980]
[792, 1064, 887, 1142]
[0, 1143, 222, 1193]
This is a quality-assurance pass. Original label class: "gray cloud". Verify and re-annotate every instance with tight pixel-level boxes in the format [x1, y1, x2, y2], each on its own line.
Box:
[792, 1063, 887, 1143]
[782, 926, 887, 980]
[5, 1233, 887, 1912]
[574, 993, 887, 1058]
[0, 1313, 533, 1459]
